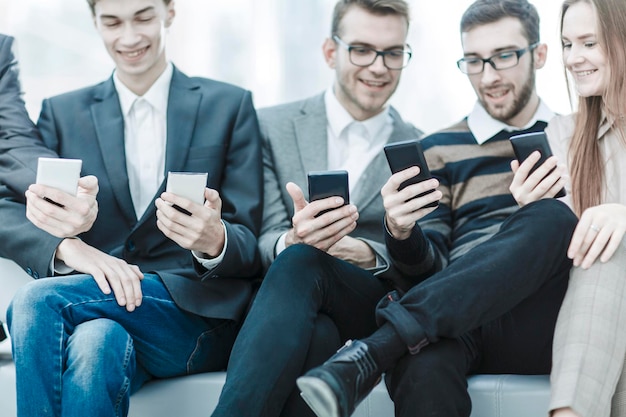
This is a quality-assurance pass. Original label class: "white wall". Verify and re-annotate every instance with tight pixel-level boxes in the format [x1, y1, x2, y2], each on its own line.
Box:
[0, 0, 571, 134]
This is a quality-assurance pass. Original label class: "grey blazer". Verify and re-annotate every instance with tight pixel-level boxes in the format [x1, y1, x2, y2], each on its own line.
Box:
[258, 93, 422, 283]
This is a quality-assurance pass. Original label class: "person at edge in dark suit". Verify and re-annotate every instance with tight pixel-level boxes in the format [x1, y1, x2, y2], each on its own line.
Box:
[0, 0, 262, 416]
[211, 1, 422, 416]
[296, 1, 581, 417]
[0, 33, 44, 343]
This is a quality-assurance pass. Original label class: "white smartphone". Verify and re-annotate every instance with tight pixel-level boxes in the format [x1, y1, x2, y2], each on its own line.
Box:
[165, 172, 208, 206]
[36, 157, 82, 196]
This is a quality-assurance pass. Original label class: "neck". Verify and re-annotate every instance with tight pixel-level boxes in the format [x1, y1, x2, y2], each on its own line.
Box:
[507, 94, 540, 128]
[117, 59, 168, 96]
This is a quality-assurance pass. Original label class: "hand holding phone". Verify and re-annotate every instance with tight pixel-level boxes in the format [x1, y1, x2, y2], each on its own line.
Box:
[307, 170, 349, 217]
[509, 132, 566, 198]
[384, 139, 438, 208]
[36, 157, 82, 206]
[166, 172, 208, 215]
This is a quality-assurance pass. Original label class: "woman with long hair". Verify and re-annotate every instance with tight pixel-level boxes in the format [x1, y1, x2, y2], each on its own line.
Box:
[510, 0, 626, 416]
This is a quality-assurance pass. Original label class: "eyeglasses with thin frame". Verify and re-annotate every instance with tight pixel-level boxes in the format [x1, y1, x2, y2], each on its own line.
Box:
[456, 43, 539, 75]
[333, 35, 412, 70]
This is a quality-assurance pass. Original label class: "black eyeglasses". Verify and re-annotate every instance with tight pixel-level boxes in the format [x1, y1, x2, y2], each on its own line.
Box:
[333, 35, 412, 70]
[456, 43, 539, 75]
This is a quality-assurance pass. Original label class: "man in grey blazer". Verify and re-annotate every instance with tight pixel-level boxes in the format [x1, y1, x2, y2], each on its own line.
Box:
[0, 1, 262, 416]
[212, 1, 422, 416]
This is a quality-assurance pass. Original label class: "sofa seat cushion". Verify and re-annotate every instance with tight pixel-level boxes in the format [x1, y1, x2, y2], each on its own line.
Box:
[0, 358, 550, 417]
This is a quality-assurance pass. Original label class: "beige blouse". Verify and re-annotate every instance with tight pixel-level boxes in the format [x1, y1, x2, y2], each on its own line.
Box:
[545, 113, 626, 209]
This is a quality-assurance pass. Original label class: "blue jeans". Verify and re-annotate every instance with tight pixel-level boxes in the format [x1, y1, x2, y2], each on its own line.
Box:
[7, 273, 237, 417]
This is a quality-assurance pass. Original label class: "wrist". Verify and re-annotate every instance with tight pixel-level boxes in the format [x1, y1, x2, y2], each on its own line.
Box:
[284, 228, 296, 247]
[203, 221, 226, 257]
[56, 237, 82, 262]
[385, 217, 412, 241]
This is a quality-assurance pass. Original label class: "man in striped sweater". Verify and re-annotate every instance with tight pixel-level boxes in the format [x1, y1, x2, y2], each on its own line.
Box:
[298, 1, 578, 417]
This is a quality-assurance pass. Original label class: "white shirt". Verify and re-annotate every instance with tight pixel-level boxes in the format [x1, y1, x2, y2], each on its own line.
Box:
[114, 64, 172, 219]
[467, 99, 555, 144]
[274, 87, 393, 256]
[325, 88, 392, 192]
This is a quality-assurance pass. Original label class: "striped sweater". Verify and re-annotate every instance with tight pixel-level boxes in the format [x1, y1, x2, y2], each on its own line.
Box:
[385, 118, 548, 290]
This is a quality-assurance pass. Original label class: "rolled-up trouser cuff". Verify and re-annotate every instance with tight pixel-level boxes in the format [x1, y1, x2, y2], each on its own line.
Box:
[376, 291, 429, 355]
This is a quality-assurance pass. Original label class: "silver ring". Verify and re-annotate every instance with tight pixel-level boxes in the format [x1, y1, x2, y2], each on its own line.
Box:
[590, 224, 601, 233]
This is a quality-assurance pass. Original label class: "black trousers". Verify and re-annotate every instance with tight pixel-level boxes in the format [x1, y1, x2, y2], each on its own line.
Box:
[212, 199, 577, 417]
[212, 242, 391, 417]
[381, 199, 577, 417]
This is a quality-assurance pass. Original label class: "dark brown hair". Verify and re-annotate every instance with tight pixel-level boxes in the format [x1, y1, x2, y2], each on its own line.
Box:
[460, 0, 540, 45]
[331, 0, 410, 37]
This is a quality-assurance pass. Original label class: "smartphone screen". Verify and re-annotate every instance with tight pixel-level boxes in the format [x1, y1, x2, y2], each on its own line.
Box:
[509, 132, 566, 198]
[307, 170, 349, 217]
[165, 172, 208, 215]
[36, 157, 82, 197]
[384, 139, 438, 208]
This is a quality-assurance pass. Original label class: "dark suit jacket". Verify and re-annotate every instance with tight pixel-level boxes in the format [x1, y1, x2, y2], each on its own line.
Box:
[0, 65, 263, 322]
[258, 93, 422, 285]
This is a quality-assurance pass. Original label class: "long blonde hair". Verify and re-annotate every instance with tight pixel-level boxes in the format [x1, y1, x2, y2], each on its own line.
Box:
[560, 0, 626, 215]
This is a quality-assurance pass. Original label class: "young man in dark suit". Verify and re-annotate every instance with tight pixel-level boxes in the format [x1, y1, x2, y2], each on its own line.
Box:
[0, 1, 262, 416]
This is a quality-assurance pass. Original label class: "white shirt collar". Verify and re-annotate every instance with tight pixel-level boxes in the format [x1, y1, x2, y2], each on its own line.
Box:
[467, 99, 555, 144]
[324, 88, 390, 143]
[113, 62, 173, 116]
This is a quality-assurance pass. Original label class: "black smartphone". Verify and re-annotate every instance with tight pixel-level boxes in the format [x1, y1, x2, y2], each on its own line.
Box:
[384, 139, 438, 208]
[307, 170, 350, 217]
[509, 132, 566, 198]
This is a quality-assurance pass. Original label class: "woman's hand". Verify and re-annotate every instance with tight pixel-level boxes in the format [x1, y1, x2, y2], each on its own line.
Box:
[568, 203, 626, 269]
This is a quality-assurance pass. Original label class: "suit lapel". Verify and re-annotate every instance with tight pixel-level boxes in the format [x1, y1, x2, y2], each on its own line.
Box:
[164, 68, 200, 176]
[137, 67, 201, 224]
[91, 79, 137, 225]
[351, 106, 419, 209]
[294, 95, 328, 185]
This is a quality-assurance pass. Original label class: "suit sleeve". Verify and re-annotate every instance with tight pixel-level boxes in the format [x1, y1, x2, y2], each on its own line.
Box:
[0, 37, 61, 276]
[358, 124, 425, 280]
[256, 116, 293, 270]
[197, 91, 263, 280]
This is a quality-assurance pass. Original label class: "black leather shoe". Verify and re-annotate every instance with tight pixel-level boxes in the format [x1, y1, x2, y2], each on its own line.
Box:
[297, 339, 381, 417]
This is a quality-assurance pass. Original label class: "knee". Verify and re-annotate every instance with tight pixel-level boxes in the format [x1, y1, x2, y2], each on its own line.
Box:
[513, 199, 578, 241]
[526, 199, 577, 229]
[263, 244, 331, 286]
[7, 279, 58, 332]
[273, 244, 329, 269]
[66, 319, 135, 380]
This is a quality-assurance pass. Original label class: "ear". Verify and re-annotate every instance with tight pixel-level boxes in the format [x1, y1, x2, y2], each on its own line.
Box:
[165, 1, 176, 28]
[322, 37, 337, 69]
[533, 42, 548, 69]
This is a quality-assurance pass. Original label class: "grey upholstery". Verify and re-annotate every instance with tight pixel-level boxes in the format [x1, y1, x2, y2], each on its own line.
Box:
[0, 257, 551, 417]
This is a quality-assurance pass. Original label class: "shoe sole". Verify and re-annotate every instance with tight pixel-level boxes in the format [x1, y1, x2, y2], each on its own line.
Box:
[297, 376, 340, 417]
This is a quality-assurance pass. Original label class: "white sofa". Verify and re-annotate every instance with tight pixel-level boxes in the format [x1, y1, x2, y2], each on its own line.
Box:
[0, 257, 551, 417]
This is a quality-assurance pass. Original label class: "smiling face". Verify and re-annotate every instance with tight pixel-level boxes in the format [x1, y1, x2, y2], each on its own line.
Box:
[461, 17, 546, 127]
[93, 0, 174, 93]
[561, 1, 608, 98]
[323, 5, 408, 121]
